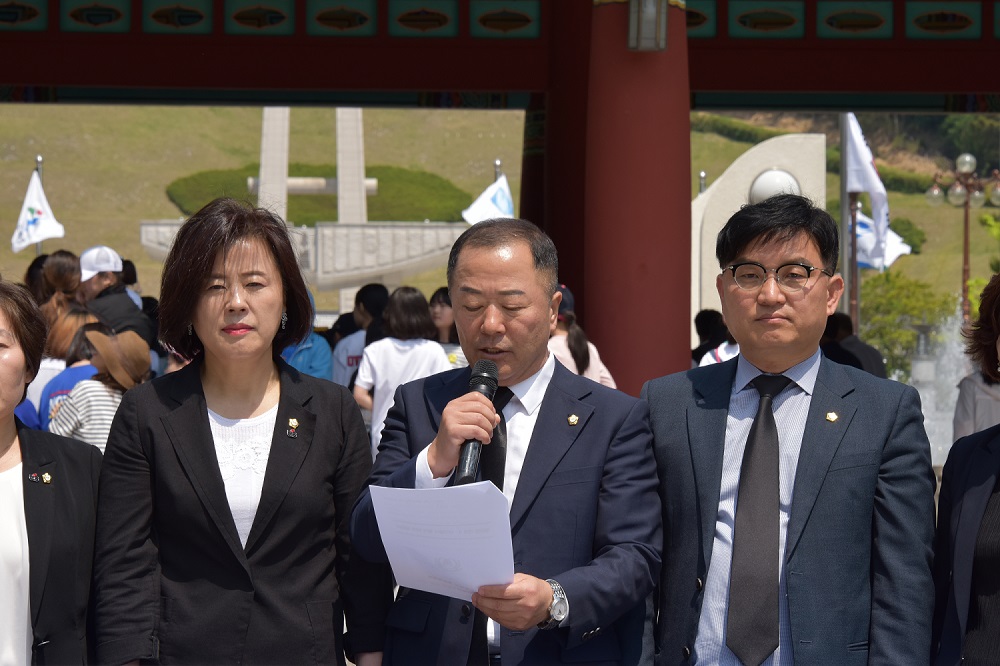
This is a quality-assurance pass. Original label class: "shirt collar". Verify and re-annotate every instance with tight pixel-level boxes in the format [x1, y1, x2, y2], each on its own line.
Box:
[506, 353, 555, 416]
[734, 348, 822, 396]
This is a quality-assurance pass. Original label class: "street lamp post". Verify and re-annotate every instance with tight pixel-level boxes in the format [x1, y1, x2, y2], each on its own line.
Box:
[925, 153, 1000, 323]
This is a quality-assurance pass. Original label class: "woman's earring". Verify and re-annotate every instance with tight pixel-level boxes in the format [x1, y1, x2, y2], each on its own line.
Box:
[281, 312, 287, 330]
[187, 323, 192, 336]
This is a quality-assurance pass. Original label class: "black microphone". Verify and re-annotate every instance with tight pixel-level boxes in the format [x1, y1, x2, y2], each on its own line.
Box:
[454, 359, 499, 485]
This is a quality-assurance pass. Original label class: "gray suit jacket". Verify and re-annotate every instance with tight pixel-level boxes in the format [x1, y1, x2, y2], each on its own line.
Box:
[643, 357, 935, 665]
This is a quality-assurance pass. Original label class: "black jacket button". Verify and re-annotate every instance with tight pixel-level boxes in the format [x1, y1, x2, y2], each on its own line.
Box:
[461, 604, 472, 617]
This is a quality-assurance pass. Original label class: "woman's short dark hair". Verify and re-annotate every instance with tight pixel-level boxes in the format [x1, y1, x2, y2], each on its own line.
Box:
[24, 253, 49, 305]
[429, 286, 459, 344]
[65, 321, 112, 365]
[0, 279, 47, 401]
[429, 286, 451, 307]
[45, 305, 97, 360]
[159, 197, 312, 360]
[383, 286, 437, 341]
[967, 273, 1000, 381]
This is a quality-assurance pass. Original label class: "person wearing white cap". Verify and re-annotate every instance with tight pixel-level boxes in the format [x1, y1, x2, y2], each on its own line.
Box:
[76, 245, 156, 351]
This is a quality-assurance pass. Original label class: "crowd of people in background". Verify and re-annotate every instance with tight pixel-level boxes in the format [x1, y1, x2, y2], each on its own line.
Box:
[5, 193, 1000, 665]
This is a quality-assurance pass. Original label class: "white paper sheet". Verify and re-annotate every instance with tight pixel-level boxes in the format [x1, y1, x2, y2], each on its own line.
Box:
[370, 481, 515, 602]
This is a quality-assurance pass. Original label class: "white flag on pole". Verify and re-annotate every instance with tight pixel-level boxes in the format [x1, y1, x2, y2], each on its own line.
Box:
[845, 113, 890, 270]
[462, 174, 515, 224]
[11, 170, 64, 253]
[855, 211, 911, 269]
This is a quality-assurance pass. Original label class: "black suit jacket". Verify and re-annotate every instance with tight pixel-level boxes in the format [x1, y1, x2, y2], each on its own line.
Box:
[93, 359, 391, 665]
[20, 423, 102, 665]
[932, 422, 1000, 665]
[351, 363, 662, 665]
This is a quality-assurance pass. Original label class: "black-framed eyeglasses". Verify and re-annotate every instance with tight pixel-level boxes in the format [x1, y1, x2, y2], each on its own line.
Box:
[723, 262, 833, 292]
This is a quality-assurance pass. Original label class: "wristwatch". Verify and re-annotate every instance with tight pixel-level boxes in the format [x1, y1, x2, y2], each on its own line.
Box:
[537, 579, 568, 630]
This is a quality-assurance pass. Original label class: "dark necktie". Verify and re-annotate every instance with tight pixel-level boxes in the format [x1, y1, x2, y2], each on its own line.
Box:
[480, 386, 514, 491]
[468, 386, 515, 666]
[726, 374, 791, 666]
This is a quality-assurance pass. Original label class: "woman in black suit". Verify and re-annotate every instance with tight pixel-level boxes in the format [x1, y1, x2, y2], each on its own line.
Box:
[92, 198, 390, 665]
[0, 279, 101, 664]
[933, 273, 1000, 665]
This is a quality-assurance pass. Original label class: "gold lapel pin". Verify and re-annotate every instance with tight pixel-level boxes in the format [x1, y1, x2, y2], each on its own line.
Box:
[568, 414, 579, 426]
[287, 418, 299, 438]
[41, 472, 52, 484]
[289, 418, 299, 429]
[826, 412, 839, 422]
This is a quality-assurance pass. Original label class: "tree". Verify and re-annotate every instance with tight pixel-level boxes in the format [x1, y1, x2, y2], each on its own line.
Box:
[942, 116, 1000, 173]
[980, 212, 1000, 273]
[860, 270, 958, 381]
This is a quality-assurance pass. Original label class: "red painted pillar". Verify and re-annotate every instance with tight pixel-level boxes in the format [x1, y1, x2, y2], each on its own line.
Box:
[520, 3, 593, 305]
[583, 2, 691, 395]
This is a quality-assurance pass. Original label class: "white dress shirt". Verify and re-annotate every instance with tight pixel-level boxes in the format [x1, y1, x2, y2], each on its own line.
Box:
[694, 350, 822, 666]
[0, 463, 30, 666]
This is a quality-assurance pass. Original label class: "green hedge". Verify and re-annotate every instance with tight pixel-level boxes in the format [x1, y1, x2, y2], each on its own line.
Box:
[693, 113, 935, 195]
[167, 163, 472, 225]
[825, 148, 934, 194]
[691, 113, 785, 144]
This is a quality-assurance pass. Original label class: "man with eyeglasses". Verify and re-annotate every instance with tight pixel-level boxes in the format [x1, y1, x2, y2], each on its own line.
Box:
[643, 194, 935, 665]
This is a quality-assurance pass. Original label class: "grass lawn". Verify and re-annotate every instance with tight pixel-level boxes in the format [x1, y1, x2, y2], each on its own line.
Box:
[0, 105, 524, 311]
[0, 105, 985, 316]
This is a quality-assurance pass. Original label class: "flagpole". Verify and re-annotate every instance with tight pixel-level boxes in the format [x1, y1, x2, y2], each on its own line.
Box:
[839, 114, 853, 320]
[34, 154, 43, 257]
[849, 193, 860, 327]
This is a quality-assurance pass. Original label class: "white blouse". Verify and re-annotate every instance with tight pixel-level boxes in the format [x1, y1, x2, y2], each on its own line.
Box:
[208, 404, 279, 548]
[0, 463, 31, 666]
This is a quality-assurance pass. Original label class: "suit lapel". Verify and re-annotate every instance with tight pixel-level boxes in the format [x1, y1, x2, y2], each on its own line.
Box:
[950, 433, 1000, 636]
[21, 427, 55, 628]
[161, 363, 247, 568]
[426, 369, 470, 460]
[509, 366, 594, 529]
[244, 368, 313, 552]
[785, 359, 856, 558]
[688, 361, 737, 565]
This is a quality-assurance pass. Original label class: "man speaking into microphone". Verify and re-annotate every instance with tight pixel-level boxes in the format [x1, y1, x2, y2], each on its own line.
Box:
[350, 218, 662, 665]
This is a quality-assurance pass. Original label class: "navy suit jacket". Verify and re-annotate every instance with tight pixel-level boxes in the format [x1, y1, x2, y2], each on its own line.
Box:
[643, 357, 936, 665]
[350, 362, 662, 665]
[20, 424, 102, 665]
[932, 422, 1000, 665]
[93, 359, 391, 665]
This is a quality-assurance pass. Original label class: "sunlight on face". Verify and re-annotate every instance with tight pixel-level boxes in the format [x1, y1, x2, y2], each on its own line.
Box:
[451, 241, 559, 386]
[0, 310, 31, 419]
[192, 237, 285, 366]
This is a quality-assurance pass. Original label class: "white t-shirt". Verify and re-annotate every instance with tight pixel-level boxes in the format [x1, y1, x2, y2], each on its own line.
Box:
[332, 329, 365, 387]
[355, 337, 452, 458]
[26, 357, 66, 410]
[0, 463, 30, 666]
[208, 404, 279, 547]
[439, 342, 468, 369]
[699, 341, 740, 366]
